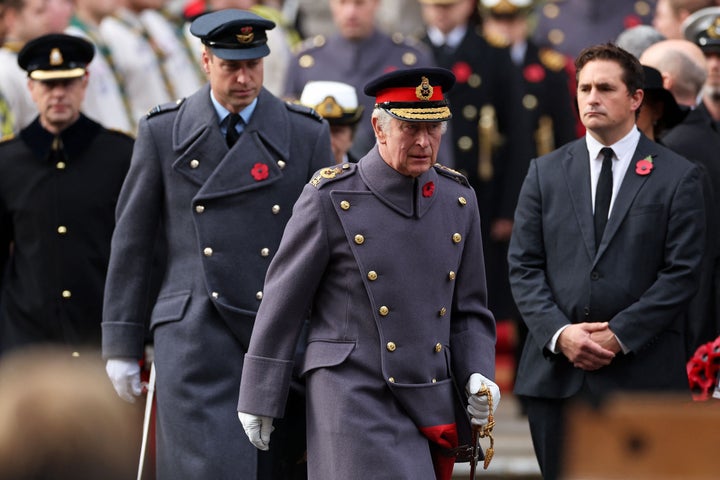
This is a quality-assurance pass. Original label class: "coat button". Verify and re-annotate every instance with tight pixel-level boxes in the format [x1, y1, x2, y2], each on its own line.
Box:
[62, 290, 72, 299]
[203, 247, 213, 257]
[277, 160, 286, 169]
[448, 271, 456, 280]
[367, 271, 378, 281]
[388, 377, 395, 383]
[458, 197, 467, 206]
[260, 248, 270, 257]
[584, 306, 590, 318]
[271, 205, 280, 214]
[195, 205, 205, 213]
[190, 159, 200, 169]
[591, 271, 599, 280]
[439, 307, 447, 317]
[354, 234, 365, 245]
[452, 233, 462, 244]
[212, 292, 219, 299]
[57, 225, 67, 234]
[256, 291, 263, 300]
[431, 378, 437, 383]
[72, 351, 80, 357]
[435, 343, 442, 352]
[340, 200, 350, 210]
[56, 161, 66, 170]
[386, 342, 396, 352]
[379, 306, 389, 316]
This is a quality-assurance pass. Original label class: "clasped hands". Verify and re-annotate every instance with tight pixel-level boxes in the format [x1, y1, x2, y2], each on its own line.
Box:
[557, 322, 621, 371]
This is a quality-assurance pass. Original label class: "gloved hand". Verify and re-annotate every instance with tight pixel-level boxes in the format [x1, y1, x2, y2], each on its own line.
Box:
[105, 357, 142, 403]
[466, 373, 501, 426]
[238, 412, 274, 450]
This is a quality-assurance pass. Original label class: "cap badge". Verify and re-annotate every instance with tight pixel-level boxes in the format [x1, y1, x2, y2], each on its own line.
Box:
[707, 16, 720, 39]
[49, 48, 63, 66]
[317, 96, 343, 118]
[415, 76, 433, 101]
[236, 26, 255, 44]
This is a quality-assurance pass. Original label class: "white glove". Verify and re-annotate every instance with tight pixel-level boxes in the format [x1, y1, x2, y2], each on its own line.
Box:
[466, 373, 501, 426]
[238, 412, 274, 450]
[105, 357, 142, 403]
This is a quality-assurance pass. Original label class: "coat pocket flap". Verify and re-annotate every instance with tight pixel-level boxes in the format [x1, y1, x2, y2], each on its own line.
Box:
[299, 340, 355, 376]
[150, 291, 191, 329]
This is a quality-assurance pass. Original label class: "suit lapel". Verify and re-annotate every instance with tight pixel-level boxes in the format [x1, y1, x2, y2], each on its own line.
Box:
[562, 140, 596, 259]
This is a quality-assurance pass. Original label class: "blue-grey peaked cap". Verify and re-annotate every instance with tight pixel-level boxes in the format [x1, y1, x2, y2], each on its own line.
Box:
[190, 9, 276, 60]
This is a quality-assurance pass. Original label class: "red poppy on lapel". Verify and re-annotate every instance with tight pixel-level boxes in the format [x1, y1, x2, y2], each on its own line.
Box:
[451, 62, 472, 84]
[422, 181, 435, 197]
[635, 155, 654, 176]
[523, 64, 545, 83]
[251, 162, 269, 181]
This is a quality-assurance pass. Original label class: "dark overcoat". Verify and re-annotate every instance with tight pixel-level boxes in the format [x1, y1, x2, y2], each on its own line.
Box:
[238, 148, 496, 479]
[102, 85, 332, 479]
[0, 115, 132, 352]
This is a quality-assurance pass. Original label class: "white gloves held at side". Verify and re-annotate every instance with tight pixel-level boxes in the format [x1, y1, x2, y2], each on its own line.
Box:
[105, 357, 142, 403]
[466, 373, 501, 427]
[238, 412, 274, 450]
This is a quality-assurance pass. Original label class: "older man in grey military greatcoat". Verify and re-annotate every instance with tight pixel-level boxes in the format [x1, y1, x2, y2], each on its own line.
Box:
[102, 9, 332, 479]
[238, 67, 499, 480]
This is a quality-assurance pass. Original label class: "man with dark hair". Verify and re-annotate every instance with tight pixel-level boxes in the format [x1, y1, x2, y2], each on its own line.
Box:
[509, 43, 706, 480]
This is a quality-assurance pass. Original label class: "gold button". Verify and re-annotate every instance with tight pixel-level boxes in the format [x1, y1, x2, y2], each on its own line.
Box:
[203, 247, 213, 257]
[462, 104, 477, 121]
[548, 28, 564, 46]
[342, 163, 350, 169]
[452, 233, 462, 244]
[195, 205, 205, 213]
[367, 271, 378, 281]
[388, 377, 395, 383]
[255, 291, 263, 300]
[544, 2, 559, 18]
[57, 225, 67, 234]
[211, 291, 219, 299]
[457, 136, 473, 151]
[62, 290, 71, 298]
[523, 94, 538, 110]
[379, 306, 389, 316]
[56, 161, 66, 170]
[71, 351, 80, 357]
[402, 52, 417, 66]
[340, 200, 350, 210]
[439, 307, 447, 317]
[448, 271, 456, 280]
[271, 205, 280, 214]
[468, 73, 482, 88]
[635, 1, 651, 16]
[260, 248, 270, 257]
[435, 343, 442, 353]
[458, 197, 467, 206]
[354, 234, 364, 245]
[431, 378, 437, 383]
[277, 160, 286, 169]
[299, 54, 314, 68]
[386, 342, 396, 352]
[190, 159, 200, 169]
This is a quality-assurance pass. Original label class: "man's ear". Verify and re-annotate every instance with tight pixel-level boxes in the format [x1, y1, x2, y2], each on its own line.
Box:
[371, 115, 386, 143]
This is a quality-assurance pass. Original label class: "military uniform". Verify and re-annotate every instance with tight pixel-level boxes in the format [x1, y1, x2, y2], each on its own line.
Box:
[284, 29, 436, 159]
[0, 93, 12, 137]
[0, 114, 133, 352]
[532, 0, 657, 58]
[0, 44, 37, 132]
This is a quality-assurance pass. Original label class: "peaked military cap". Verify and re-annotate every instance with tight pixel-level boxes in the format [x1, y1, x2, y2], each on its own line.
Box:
[300, 81, 364, 126]
[682, 6, 720, 52]
[17, 34, 94, 81]
[190, 9, 275, 60]
[364, 67, 455, 122]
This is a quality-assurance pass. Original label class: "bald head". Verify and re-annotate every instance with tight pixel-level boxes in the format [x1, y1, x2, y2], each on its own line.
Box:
[640, 39, 707, 105]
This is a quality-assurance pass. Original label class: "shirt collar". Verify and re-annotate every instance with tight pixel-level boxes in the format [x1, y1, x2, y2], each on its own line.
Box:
[585, 126, 640, 162]
[427, 24, 467, 49]
[210, 90, 257, 126]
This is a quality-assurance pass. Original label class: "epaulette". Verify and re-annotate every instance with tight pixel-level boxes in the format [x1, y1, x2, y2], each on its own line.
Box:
[539, 48, 568, 72]
[0, 132, 16, 143]
[309, 163, 356, 188]
[484, 31, 511, 49]
[293, 34, 326, 55]
[285, 102, 323, 122]
[146, 98, 185, 118]
[434, 163, 470, 187]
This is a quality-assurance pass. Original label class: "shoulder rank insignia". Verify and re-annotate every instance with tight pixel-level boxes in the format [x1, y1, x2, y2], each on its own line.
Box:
[310, 163, 355, 188]
[285, 102, 323, 122]
[434, 163, 470, 187]
[539, 48, 567, 72]
[146, 97, 185, 118]
[0, 132, 16, 143]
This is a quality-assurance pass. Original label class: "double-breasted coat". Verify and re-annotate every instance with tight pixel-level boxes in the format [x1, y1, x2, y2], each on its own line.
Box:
[238, 148, 496, 479]
[101, 84, 332, 479]
[0, 115, 133, 352]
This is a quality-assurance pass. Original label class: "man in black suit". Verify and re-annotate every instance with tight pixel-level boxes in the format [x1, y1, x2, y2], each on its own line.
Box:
[508, 43, 706, 480]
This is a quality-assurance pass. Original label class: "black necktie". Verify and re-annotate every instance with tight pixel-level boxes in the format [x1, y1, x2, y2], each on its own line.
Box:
[226, 113, 241, 147]
[594, 147, 614, 248]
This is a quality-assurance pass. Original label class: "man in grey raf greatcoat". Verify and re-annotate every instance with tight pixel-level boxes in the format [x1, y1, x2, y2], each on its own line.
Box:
[238, 67, 500, 480]
[102, 9, 333, 479]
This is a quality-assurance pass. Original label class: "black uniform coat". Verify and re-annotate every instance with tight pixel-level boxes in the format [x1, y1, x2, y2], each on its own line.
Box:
[238, 149, 496, 479]
[101, 84, 332, 479]
[509, 133, 705, 400]
[0, 115, 132, 352]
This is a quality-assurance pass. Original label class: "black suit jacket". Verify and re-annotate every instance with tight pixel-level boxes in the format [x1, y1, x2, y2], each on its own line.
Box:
[509, 133, 705, 399]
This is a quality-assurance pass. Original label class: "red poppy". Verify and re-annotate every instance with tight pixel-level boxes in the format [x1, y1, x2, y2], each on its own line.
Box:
[635, 156, 653, 176]
[523, 64, 545, 83]
[624, 14, 641, 29]
[251, 163, 269, 181]
[422, 181, 435, 197]
[451, 62, 472, 84]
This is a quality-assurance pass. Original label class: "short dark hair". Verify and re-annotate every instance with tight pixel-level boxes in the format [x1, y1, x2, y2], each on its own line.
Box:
[575, 43, 645, 96]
